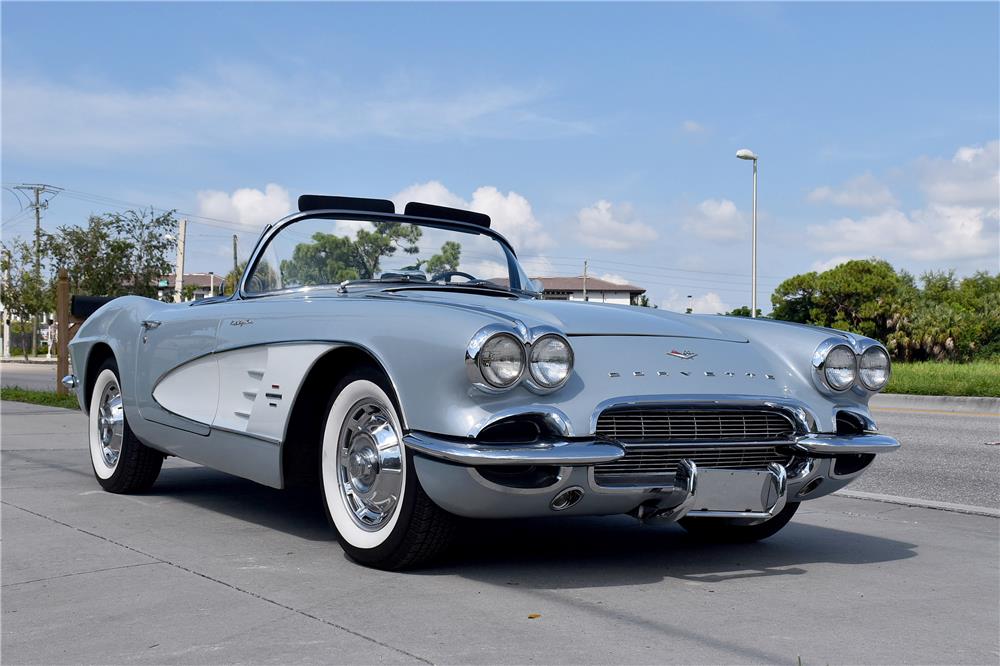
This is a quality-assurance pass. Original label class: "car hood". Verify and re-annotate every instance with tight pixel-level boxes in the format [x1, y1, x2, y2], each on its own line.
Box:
[373, 289, 748, 342]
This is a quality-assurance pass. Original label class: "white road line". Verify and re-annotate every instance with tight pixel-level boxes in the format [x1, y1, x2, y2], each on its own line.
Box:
[835, 490, 1000, 518]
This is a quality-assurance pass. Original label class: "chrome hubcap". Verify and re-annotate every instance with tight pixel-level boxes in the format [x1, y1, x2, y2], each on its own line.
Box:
[337, 399, 403, 531]
[97, 382, 124, 468]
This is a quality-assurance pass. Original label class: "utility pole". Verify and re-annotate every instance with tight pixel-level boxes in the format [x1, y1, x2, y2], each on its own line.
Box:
[2, 247, 10, 359]
[232, 234, 239, 276]
[174, 219, 187, 303]
[582, 260, 588, 302]
[12, 184, 62, 355]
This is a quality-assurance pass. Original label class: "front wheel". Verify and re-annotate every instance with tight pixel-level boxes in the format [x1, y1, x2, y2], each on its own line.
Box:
[678, 501, 800, 543]
[88, 360, 163, 493]
[319, 373, 455, 569]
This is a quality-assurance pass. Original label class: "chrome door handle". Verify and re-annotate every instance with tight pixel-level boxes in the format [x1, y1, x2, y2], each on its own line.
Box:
[141, 320, 162, 330]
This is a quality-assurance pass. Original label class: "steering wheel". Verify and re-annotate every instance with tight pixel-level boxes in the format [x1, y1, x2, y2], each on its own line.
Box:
[431, 270, 478, 284]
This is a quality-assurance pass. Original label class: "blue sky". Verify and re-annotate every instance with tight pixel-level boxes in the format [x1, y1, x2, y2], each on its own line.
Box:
[3, 2, 998, 312]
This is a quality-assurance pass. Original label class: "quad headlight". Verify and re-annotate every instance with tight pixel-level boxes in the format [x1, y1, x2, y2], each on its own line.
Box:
[813, 338, 890, 393]
[466, 325, 573, 393]
[528, 334, 574, 390]
[475, 333, 525, 389]
[821, 345, 857, 391]
[859, 346, 891, 391]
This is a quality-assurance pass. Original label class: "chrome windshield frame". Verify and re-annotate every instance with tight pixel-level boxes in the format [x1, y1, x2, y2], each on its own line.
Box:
[236, 209, 524, 300]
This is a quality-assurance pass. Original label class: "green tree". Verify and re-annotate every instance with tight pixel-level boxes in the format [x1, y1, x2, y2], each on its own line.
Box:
[769, 259, 998, 361]
[45, 209, 177, 298]
[353, 222, 422, 279]
[771, 259, 905, 340]
[724, 306, 762, 318]
[419, 241, 462, 275]
[280, 232, 362, 287]
[1, 239, 51, 361]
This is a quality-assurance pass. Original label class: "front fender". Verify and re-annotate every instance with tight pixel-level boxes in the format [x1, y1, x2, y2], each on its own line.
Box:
[68, 295, 168, 413]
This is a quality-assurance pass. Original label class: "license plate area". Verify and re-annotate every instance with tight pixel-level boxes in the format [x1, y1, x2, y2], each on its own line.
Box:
[689, 467, 780, 513]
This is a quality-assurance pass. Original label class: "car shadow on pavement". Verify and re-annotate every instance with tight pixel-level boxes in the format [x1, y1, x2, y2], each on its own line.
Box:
[434, 515, 918, 589]
[151, 465, 918, 587]
[151, 465, 336, 542]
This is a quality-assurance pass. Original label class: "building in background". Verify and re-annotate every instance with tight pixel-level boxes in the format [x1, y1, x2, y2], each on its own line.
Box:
[156, 273, 222, 301]
[495, 276, 646, 305]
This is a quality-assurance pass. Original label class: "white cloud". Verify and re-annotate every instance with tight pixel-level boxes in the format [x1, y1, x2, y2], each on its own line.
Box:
[919, 140, 999, 206]
[806, 173, 898, 209]
[681, 120, 705, 134]
[808, 205, 998, 262]
[391, 181, 553, 252]
[574, 200, 658, 251]
[808, 141, 1000, 264]
[810, 256, 858, 272]
[598, 272, 629, 285]
[3, 66, 589, 162]
[682, 198, 748, 242]
[197, 184, 292, 230]
[661, 289, 731, 315]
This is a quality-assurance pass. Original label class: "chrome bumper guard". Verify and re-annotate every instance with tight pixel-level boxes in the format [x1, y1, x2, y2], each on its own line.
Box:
[404, 431, 898, 467]
[651, 460, 789, 522]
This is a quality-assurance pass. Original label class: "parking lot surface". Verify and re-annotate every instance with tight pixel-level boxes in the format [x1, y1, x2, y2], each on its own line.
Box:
[2, 400, 998, 664]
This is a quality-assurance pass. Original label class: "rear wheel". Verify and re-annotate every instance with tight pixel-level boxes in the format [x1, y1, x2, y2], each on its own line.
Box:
[319, 371, 454, 569]
[679, 501, 800, 543]
[88, 359, 163, 493]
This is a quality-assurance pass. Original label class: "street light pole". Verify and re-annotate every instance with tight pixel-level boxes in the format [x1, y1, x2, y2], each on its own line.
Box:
[736, 149, 759, 318]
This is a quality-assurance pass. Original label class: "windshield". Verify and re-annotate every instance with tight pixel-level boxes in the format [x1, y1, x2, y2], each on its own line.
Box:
[243, 216, 532, 294]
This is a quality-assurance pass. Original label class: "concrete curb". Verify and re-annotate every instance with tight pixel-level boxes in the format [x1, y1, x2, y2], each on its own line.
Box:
[872, 393, 999, 414]
[836, 490, 1000, 518]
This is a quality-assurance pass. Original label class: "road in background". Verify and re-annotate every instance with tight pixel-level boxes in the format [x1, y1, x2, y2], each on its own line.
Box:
[2, 400, 999, 664]
[1, 362, 59, 392]
[853, 396, 999, 508]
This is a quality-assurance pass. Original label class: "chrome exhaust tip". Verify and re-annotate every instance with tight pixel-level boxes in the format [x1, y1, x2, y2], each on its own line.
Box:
[550, 486, 584, 511]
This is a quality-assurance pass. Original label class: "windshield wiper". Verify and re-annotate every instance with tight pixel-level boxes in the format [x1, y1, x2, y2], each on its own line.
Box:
[337, 276, 424, 293]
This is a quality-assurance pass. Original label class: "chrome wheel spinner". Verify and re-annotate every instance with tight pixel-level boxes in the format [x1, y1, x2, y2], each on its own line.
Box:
[337, 399, 404, 531]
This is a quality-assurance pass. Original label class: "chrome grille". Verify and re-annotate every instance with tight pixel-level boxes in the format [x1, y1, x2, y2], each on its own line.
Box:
[596, 408, 795, 443]
[593, 445, 794, 479]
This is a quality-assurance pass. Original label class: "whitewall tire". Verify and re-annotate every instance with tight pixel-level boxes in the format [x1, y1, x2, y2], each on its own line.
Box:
[88, 359, 163, 493]
[319, 371, 454, 569]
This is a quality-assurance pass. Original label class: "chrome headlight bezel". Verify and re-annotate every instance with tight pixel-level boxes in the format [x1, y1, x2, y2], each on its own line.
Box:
[812, 337, 892, 394]
[466, 327, 526, 392]
[858, 345, 892, 391]
[526, 332, 575, 393]
[812, 339, 858, 393]
[466, 324, 574, 394]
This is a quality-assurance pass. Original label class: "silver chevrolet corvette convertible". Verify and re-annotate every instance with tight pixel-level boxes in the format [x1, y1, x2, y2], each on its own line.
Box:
[65, 195, 898, 569]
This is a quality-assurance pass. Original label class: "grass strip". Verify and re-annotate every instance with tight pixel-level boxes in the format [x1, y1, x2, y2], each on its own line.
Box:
[1, 386, 80, 409]
[886, 361, 999, 397]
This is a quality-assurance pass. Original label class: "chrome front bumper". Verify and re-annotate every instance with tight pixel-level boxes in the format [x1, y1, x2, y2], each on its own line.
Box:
[406, 430, 897, 520]
[403, 430, 899, 466]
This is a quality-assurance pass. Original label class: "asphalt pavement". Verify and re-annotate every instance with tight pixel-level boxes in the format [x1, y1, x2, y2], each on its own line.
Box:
[2, 399, 998, 664]
[1, 361, 61, 392]
[853, 395, 999, 508]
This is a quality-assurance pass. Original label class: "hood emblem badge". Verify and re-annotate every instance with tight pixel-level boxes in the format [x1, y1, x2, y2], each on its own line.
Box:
[667, 349, 697, 360]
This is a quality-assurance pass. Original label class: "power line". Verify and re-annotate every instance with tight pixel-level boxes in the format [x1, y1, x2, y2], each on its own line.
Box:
[0, 183, 249, 232]
[518, 252, 784, 281]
